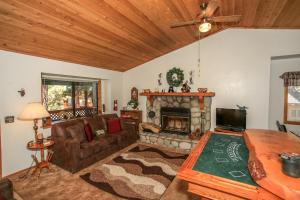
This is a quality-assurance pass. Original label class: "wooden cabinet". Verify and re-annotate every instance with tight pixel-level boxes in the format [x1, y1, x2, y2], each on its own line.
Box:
[120, 110, 142, 133]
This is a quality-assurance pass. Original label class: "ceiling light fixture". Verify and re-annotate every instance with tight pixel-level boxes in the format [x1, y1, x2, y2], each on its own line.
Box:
[199, 18, 211, 33]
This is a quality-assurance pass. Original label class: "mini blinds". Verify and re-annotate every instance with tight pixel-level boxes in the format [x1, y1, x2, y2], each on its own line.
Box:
[280, 71, 300, 86]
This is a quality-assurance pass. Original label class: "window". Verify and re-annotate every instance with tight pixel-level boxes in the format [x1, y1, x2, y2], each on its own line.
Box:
[46, 82, 73, 111]
[41, 74, 102, 124]
[284, 86, 300, 124]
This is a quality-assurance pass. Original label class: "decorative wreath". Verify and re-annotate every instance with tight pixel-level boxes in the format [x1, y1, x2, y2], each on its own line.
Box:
[166, 67, 184, 87]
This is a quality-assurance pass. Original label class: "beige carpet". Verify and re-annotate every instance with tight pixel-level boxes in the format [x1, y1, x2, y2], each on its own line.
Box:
[8, 142, 199, 200]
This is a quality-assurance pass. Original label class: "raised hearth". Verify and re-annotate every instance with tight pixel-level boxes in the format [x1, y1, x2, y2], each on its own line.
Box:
[139, 132, 198, 152]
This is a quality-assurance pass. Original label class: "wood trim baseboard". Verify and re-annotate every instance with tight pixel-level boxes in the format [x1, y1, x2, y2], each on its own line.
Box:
[2, 166, 35, 180]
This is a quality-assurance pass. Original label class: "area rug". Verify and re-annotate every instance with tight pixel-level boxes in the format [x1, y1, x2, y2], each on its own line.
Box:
[80, 145, 188, 200]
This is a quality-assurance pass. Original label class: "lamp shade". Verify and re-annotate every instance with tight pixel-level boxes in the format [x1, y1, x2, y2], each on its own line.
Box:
[18, 102, 50, 120]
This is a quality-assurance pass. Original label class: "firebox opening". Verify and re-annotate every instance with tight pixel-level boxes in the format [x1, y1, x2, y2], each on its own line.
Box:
[160, 107, 191, 135]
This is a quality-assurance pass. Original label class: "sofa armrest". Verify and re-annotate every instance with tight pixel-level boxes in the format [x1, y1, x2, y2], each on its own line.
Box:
[52, 136, 81, 172]
[120, 119, 133, 131]
[63, 138, 80, 161]
[0, 178, 13, 200]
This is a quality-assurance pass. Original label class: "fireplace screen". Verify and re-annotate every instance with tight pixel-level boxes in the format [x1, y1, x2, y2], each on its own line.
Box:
[161, 107, 191, 135]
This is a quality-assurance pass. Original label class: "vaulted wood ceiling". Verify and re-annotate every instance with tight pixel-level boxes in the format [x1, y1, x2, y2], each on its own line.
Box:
[0, 0, 300, 71]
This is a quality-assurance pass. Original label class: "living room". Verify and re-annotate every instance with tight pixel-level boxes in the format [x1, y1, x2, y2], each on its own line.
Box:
[0, 1, 300, 200]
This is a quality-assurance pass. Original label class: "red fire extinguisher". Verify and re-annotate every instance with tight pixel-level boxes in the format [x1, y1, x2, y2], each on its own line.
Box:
[113, 100, 118, 111]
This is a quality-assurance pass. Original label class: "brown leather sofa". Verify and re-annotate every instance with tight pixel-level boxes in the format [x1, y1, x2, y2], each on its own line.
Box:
[51, 114, 138, 173]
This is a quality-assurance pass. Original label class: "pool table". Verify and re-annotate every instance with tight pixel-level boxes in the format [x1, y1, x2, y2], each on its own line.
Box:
[177, 131, 292, 199]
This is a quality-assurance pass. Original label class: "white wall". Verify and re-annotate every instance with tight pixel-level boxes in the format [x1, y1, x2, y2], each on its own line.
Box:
[1, 29, 300, 176]
[269, 57, 300, 135]
[0, 50, 123, 176]
[123, 29, 300, 130]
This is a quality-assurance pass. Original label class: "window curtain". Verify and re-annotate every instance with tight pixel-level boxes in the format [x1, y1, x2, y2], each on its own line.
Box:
[280, 71, 300, 86]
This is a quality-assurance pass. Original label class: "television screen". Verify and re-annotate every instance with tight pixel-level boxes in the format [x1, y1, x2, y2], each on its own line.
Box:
[216, 108, 246, 130]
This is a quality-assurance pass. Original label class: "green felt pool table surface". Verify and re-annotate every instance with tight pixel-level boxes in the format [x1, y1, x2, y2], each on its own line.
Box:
[192, 133, 257, 186]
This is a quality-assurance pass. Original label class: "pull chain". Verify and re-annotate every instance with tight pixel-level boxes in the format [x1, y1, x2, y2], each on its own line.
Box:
[198, 31, 201, 77]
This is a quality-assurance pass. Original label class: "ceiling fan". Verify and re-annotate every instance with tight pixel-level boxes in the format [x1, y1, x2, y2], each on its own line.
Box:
[170, 0, 242, 33]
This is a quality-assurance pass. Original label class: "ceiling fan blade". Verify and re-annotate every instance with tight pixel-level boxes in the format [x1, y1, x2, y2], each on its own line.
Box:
[170, 20, 202, 28]
[205, 0, 220, 17]
[211, 15, 242, 23]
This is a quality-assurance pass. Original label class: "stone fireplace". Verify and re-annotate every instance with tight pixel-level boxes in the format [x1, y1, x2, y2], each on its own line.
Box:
[161, 107, 190, 135]
[139, 92, 214, 152]
[146, 96, 212, 133]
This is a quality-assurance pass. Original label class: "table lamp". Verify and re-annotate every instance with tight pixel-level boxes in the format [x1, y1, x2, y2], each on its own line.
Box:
[18, 102, 50, 142]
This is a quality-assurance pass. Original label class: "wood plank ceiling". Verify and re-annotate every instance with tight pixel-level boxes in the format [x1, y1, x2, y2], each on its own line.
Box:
[0, 0, 300, 71]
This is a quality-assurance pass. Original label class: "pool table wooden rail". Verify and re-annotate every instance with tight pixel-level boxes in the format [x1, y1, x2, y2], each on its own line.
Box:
[177, 131, 281, 200]
[245, 129, 300, 200]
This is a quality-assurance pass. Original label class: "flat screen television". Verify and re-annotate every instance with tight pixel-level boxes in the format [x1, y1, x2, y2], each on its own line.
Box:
[216, 108, 246, 131]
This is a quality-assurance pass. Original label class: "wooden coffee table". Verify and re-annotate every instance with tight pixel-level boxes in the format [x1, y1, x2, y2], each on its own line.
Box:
[27, 139, 54, 177]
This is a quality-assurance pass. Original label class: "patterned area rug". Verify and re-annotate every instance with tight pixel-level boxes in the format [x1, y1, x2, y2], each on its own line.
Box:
[80, 145, 188, 200]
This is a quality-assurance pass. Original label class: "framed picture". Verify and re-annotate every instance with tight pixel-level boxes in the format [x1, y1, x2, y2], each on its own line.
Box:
[131, 87, 138, 101]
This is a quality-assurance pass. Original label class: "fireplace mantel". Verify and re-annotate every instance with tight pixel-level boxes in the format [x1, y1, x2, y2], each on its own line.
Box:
[140, 92, 215, 110]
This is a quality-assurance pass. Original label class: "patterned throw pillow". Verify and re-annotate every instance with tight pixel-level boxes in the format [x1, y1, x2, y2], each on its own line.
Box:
[95, 129, 105, 137]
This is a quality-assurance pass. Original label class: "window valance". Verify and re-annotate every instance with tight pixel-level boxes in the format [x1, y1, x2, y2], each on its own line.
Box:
[280, 71, 300, 86]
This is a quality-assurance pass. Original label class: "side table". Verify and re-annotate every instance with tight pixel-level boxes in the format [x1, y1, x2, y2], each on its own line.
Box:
[120, 110, 142, 134]
[27, 139, 54, 176]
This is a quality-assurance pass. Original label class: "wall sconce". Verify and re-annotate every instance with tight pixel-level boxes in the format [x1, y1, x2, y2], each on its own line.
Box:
[18, 88, 25, 97]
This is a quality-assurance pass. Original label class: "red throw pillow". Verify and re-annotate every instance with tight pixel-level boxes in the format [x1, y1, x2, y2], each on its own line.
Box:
[84, 123, 94, 142]
[107, 118, 121, 134]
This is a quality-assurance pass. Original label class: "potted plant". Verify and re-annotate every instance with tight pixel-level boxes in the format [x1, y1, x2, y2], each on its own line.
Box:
[127, 99, 139, 110]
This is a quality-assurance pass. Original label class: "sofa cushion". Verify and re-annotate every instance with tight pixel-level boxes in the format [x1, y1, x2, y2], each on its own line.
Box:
[105, 134, 120, 145]
[84, 117, 106, 136]
[107, 118, 121, 134]
[52, 119, 83, 139]
[84, 123, 93, 142]
[80, 139, 108, 154]
[66, 123, 86, 143]
[106, 130, 129, 145]
[79, 147, 94, 159]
